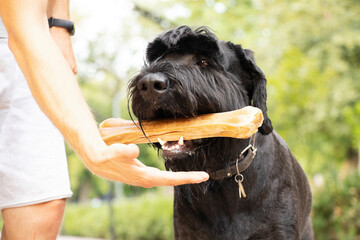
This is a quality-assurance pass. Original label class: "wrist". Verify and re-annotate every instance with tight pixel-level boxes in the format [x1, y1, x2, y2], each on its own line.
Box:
[48, 17, 75, 36]
[49, 26, 71, 36]
[81, 132, 109, 163]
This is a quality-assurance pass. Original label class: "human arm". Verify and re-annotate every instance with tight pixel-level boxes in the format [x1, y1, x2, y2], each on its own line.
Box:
[0, 0, 209, 187]
[47, 0, 77, 74]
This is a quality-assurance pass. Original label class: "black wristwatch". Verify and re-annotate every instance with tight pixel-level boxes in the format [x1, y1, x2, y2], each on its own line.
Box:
[48, 17, 75, 36]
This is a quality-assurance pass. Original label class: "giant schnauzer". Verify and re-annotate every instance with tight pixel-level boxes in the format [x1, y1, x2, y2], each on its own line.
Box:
[129, 26, 313, 240]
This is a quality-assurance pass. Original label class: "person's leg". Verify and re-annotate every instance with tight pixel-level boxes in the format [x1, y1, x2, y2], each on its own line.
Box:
[1, 199, 66, 240]
[0, 37, 72, 239]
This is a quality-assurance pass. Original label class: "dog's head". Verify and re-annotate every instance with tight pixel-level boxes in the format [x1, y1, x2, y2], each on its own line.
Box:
[129, 26, 272, 172]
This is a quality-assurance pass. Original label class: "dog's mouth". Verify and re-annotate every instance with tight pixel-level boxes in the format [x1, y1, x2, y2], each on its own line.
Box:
[155, 137, 206, 159]
[137, 106, 215, 160]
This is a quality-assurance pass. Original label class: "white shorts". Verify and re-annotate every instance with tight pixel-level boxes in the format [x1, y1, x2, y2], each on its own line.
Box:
[0, 38, 73, 210]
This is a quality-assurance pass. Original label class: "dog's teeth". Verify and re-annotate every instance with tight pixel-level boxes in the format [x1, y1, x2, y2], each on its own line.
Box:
[179, 136, 184, 145]
[157, 138, 166, 146]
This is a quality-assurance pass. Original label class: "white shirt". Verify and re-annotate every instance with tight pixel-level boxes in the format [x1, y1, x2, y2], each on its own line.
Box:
[0, 17, 8, 38]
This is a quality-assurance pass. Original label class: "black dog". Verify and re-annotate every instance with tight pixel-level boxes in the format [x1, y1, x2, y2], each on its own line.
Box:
[129, 26, 313, 240]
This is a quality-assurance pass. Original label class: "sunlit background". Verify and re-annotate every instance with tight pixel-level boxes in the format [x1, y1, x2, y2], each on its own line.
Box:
[4, 0, 360, 239]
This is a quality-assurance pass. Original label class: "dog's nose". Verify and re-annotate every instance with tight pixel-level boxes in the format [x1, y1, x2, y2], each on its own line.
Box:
[137, 73, 169, 99]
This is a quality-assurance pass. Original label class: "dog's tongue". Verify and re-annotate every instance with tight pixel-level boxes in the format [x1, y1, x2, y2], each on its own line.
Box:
[99, 106, 264, 145]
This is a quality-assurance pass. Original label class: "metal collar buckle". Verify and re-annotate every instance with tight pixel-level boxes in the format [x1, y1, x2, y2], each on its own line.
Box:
[234, 142, 257, 199]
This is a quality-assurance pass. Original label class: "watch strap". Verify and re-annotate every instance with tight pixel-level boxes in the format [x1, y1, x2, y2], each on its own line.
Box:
[48, 17, 75, 36]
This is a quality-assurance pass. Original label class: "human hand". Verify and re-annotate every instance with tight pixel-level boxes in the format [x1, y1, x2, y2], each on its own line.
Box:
[84, 142, 209, 188]
[50, 27, 77, 74]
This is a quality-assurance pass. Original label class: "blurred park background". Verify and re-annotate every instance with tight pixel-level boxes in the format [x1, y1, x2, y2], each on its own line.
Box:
[2, 0, 359, 239]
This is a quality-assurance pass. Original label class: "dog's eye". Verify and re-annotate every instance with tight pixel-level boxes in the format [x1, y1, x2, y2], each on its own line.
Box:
[198, 59, 209, 67]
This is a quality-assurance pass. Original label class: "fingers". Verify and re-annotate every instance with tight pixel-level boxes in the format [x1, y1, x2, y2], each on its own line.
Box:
[110, 144, 208, 187]
[137, 166, 209, 188]
[156, 170, 209, 186]
[92, 143, 209, 188]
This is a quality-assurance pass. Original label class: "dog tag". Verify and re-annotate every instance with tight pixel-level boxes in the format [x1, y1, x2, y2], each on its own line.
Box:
[235, 174, 246, 198]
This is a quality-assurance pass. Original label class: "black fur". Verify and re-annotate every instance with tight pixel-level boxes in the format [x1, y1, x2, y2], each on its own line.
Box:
[129, 26, 313, 240]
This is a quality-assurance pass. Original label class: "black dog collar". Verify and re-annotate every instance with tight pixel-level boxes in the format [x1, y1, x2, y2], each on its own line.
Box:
[208, 134, 257, 180]
[208, 134, 257, 198]
[48, 17, 75, 36]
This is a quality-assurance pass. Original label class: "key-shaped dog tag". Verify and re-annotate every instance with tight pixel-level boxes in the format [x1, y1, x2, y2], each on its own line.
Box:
[235, 174, 246, 198]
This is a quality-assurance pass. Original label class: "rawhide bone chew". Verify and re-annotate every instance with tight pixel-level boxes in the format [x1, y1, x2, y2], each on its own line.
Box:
[99, 106, 263, 145]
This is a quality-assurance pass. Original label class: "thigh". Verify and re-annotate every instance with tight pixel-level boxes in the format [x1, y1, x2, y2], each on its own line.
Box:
[0, 39, 72, 210]
[1, 199, 66, 240]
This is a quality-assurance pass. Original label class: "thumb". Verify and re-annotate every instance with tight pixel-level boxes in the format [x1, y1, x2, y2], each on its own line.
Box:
[108, 143, 140, 160]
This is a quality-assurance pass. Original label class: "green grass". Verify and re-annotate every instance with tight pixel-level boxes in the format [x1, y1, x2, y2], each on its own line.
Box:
[61, 193, 174, 240]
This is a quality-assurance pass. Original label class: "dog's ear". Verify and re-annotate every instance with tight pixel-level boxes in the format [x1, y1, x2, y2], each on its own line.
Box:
[146, 38, 169, 63]
[146, 26, 194, 63]
[232, 44, 273, 135]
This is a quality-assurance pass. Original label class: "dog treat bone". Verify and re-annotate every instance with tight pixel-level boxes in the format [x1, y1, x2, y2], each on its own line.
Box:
[99, 106, 263, 145]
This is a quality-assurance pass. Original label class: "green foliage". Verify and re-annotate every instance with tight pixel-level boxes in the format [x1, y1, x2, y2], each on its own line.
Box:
[61, 194, 174, 240]
[312, 172, 360, 240]
[268, 46, 346, 175]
